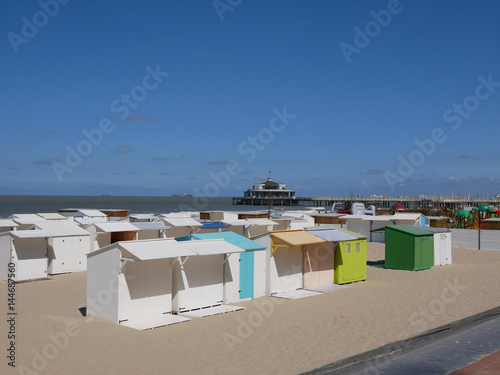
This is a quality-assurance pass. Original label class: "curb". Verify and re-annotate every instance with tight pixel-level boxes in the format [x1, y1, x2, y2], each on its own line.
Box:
[301, 305, 500, 375]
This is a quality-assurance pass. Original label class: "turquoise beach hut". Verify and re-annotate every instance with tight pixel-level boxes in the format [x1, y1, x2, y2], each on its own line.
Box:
[185, 232, 267, 302]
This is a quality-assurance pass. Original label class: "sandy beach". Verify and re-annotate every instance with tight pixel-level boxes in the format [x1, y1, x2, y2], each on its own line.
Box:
[2, 244, 500, 375]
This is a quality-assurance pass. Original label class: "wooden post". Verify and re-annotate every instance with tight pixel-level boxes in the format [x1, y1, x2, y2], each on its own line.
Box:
[477, 211, 481, 250]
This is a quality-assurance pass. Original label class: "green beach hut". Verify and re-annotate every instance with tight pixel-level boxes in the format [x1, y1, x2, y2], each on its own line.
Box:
[385, 225, 434, 271]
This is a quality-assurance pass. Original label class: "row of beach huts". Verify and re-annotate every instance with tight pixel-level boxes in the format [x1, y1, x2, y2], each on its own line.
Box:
[0, 209, 452, 330]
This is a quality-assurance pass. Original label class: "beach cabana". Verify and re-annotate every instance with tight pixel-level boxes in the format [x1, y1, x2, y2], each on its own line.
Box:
[427, 216, 450, 228]
[252, 230, 326, 296]
[409, 225, 452, 266]
[10, 214, 47, 230]
[36, 212, 68, 221]
[76, 209, 108, 219]
[86, 239, 193, 330]
[200, 211, 224, 221]
[385, 225, 434, 271]
[133, 222, 171, 240]
[33, 221, 91, 274]
[392, 213, 430, 227]
[189, 232, 267, 302]
[221, 219, 254, 236]
[129, 214, 158, 223]
[0, 219, 19, 233]
[344, 215, 394, 243]
[306, 227, 367, 286]
[245, 218, 279, 238]
[197, 221, 228, 234]
[0, 230, 54, 281]
[162, 217, 202, 238]
[84, 222, 139, 252]
[172, 239, 244, 315]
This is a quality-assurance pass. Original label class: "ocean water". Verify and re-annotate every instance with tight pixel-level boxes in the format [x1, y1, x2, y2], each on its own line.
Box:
[0, 195, 242, 218]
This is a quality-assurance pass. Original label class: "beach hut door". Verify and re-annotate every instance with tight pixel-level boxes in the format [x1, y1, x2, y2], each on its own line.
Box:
[239, 251, 254, 299]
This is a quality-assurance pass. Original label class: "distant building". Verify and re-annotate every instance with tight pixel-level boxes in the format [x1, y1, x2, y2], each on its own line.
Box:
[244, 178, 295, 199]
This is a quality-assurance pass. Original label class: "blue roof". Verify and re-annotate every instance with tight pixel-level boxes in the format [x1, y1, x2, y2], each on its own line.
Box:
[191, 232, 266, 251]
[199, 222, 228, 230]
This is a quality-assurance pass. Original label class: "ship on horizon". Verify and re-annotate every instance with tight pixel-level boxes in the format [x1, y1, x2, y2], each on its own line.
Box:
[172, 193, 193, 197]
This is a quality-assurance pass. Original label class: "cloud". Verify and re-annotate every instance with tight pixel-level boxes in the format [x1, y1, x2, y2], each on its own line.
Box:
[112, 145, 135, 154]
[152, 157, 171, 162]
[207, 159, 230, 165]
[32, 158, 59, 165]
[117, 114, 159, 122]
[365, 169, 384, 175]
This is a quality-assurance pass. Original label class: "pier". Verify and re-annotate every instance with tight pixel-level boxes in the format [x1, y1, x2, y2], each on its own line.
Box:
[232, 195, 500, 210]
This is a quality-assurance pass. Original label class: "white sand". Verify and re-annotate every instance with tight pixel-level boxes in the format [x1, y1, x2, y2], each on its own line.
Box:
[2, 244, 500, 375]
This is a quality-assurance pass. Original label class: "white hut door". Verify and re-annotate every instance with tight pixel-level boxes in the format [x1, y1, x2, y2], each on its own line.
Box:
[28, 238, 48, 280]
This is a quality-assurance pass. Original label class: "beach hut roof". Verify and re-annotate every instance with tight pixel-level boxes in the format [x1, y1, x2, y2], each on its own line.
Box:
[162, 217, 202, 227]
[335, 227, 368, 239]
[77, 209, 107, 217]
[191, 232, 266, 251]
[10, 214, 47, 225]
[90, 238, 196, 260]
[93, 222, 140, 233]
[392, 213, 423, 220]
[131, 222, 171, 231]
[408, 225, 451, 233]
[160, 212, 193, 219]
[386, 225, 433, 236]
[10, 230, 56, 239]
[271, 230, 326, 247]
[36, 213, 68, 220]
[222, 219, 254, 227]
[183, 239, 244, 256]
[0, 219, 19, 228]
[247, 218, 279, 226]
[33, 221, 91, 237]
[129, 214, 157, 220]
[199, 222, 228, 230]
[306, 228, 357, 242]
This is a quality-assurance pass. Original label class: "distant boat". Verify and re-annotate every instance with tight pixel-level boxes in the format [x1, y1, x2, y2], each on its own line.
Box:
[172, 193, 192, 197]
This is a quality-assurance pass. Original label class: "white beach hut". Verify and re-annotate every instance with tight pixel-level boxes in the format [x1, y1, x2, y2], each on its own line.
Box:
[221, 219, 254, 236]
[0, 230, 54, 281]
[0, 219, 19, 234]
[252, 230, 326, 296]
[162, 217, 202, 238]
[32, 221, 91, 274]
[84, 222, 139, 252]
[172, 239, 244, 316]
[86, 239, 194, 330]
[189, 232, 268, 302]
[10, 214, 47, 230]
[76, 209, 108, 219]
[410, 225, 452, 266]
[344, 215, 395, 242]
[245, 218, 279, 238]
[36, 213, 68, 221]
[134, 222, 171, 240]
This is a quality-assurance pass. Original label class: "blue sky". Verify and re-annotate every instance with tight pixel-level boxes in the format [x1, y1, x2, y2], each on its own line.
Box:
[1, 0, 500, 197]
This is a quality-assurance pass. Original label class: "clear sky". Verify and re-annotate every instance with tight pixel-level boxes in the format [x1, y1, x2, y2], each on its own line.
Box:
[2, 0, 500, 197]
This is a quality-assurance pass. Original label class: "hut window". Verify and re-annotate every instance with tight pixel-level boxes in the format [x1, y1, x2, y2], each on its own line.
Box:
[356, 243, 360, 253]
[346, 244, 350, 253]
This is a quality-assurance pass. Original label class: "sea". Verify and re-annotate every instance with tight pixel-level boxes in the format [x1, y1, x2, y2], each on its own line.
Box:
[0, 195, 244, 218]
